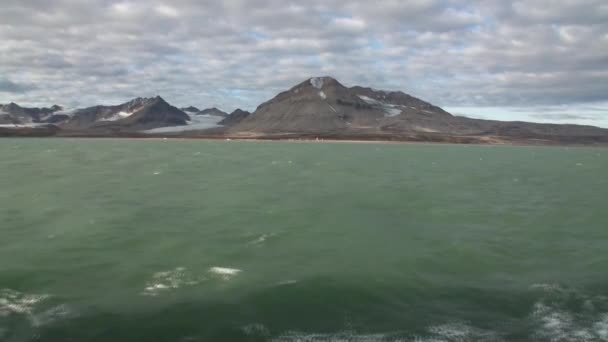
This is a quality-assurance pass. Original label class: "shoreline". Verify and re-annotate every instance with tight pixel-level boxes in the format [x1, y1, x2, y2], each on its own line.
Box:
[3, 135, 607, 148]
[2, 126, 607, 147]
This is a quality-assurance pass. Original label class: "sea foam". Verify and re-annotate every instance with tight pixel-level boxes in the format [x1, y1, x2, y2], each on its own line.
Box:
[0, 288, 49, 317]
[209, 267, 242, 280]
[142, 267, 202, 296]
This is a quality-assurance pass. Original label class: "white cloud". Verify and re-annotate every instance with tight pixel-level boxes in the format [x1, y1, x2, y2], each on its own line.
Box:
[155, 4, 179, 18]
[332, 17, 366, 32]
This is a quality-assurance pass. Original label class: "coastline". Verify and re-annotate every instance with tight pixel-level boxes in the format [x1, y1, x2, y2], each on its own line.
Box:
[4, 134, 607, 148]
[2, 126, 608, 147]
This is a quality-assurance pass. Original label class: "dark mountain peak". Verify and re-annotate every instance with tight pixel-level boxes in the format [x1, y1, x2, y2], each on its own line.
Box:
[199, 107, 228, 117]
[5, 102, 22, 110]
[121, 96, 169, 111]
[182, 106, 200, 113]
[143, 96, 167, 106]
[220, 109, 251, 126]
[50, 105, 63, 111]
[230, 108, 249, 115]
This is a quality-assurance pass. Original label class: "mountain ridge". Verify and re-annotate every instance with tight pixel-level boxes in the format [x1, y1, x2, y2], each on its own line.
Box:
[2, 76, 608, 145]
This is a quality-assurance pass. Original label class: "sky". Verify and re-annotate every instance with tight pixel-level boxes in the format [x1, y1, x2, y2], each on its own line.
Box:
[1, 0, 607, 127]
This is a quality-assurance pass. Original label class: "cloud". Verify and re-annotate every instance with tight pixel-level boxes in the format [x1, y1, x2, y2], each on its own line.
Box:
[0, 0, 607, 126]
[0, 78, 35, 93]
[155, 4, 179, 18]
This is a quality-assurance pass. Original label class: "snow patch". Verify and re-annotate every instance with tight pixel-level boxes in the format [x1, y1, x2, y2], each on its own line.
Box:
[358, 95, 380, 105]
[310, 77, 324, 89]
[357, 95, 403, 117]
[0, 123, 49, 128]
[319, 91, 327, 100]
[101, 111, 133, 121]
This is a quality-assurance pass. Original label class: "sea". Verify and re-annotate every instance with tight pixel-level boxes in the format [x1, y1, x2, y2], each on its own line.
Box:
[1, 138, 607, 341]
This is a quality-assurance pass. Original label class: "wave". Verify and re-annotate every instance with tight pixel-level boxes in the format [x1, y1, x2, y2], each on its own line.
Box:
[248, 232, 278, 245]
[208, 267, 242, 280]
[0, 288, 49, 317]
[248, 284, 608, 342]
[529, 283, 608, 342]
[1, 288, 75, 339]
[142, 267, 203, 296]
[271, 330, 405, 342]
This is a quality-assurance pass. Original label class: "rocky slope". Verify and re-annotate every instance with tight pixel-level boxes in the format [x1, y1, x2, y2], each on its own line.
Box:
[62, 96, 190, 131]
[219, 109, 251, 126]
[228, 77, 608, 143]
[231, 77, 458, 134]
[3, 76, 608, 144]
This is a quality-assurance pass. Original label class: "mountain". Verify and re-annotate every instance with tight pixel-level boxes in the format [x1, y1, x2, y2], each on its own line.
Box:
[2, 76, 607, 145]
[63, 96, 190, 131]
[180, 106, 228, 117]
[219, 109, 251, 126]
[230, 76, 456, 134]
[198, 108, 229, 117]
[227, 77, 608, 143]
[181, 106, 200, 113]
[0, 103, 64, 125]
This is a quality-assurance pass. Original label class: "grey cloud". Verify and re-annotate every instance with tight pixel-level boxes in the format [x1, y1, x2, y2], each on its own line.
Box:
[0, 0, 607, 125]
[0, 78, 35, 93]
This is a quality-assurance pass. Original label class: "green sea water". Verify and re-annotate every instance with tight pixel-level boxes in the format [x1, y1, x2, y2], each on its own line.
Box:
[1, 138, 607, 342]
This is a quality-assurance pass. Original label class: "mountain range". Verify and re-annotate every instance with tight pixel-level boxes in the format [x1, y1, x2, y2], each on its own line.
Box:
[1, 76, 607, 145]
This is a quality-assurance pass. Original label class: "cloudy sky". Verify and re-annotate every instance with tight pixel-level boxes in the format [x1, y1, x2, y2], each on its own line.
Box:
[1, 0, 607, 126]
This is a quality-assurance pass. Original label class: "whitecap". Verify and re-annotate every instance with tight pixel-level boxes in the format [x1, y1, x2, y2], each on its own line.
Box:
[249, 232, 277, 245]
[272, 330, 404, 342]
[208, 267, 242, 280]
[250, 234, 269, 245]
[0, 289, 49, 317]
[142, 267, 202, 296]
[529, 286, 608, 342]
[530, 283, 566, 293]
[422, 322, 502, 342]
[242, 323, 270, 337]
[276, 280, 298, 286]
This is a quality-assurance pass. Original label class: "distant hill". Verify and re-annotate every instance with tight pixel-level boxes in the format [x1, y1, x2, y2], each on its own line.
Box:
[181, 106, 201, 113]
[0, 103, 64, 125]
[198, 108, 229, 117]
[220, 109, 251, 126]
